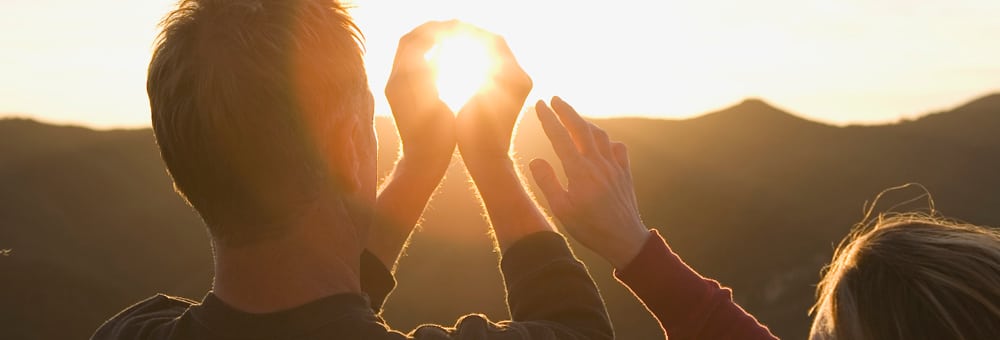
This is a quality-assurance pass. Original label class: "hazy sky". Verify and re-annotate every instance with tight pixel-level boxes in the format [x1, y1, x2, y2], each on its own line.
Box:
[2, 0, 998, 128]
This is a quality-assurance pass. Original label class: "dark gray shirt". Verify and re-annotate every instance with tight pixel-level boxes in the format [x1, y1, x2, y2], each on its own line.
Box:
[91, 232, 613, 339]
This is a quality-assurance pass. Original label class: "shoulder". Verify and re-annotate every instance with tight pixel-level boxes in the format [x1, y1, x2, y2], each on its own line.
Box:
[410, 314, 586, 340]
[407, 314, 517, 339]
[91, 294, 197, 340]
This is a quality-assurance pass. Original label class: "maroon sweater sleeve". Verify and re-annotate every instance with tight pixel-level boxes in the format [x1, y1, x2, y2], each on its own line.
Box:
[614, 230, 778, 340]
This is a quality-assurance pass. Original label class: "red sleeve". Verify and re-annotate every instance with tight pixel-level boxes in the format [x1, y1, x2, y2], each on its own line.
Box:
[614, 230, 778, 340]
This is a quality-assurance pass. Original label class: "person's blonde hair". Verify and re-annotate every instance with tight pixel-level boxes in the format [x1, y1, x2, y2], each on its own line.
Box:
[148, 0, 369, 245]
[810, 187, 1000, 339]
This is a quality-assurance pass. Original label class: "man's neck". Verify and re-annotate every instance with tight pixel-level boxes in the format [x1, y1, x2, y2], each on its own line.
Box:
[211, 216, 364, 314]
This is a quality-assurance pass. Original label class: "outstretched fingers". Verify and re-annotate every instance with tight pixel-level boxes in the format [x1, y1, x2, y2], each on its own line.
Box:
[588, 122, 613, 161]
[536, 100, 581, 166]
[611, 142, 631, 172]
[551, 96, 599, 156]
[529, 158, 570, 215]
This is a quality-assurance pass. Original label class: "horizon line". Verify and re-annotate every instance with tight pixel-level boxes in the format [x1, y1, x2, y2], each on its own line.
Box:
[3, 91, 996, 131]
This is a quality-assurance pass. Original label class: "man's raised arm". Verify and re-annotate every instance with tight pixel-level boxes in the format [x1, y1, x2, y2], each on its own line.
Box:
[363, 21, 458, 309]
[453, 25, 613, 340]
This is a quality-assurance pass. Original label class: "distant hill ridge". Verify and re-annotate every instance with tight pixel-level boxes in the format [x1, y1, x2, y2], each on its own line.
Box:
[950, 92, 1000, 113]
[5, 92, 1000, 131]
[2, 93, 999, 340]
[687, 98, 824, 128]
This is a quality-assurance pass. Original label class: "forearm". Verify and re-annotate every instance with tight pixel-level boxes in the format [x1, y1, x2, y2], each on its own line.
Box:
[500, 232, 613, 339]
[368, 156, 449, 272]
[616, 230, 777, 340]
[465, 157, 555, 251]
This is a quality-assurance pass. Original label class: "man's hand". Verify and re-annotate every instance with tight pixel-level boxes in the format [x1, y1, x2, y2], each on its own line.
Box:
[530, 97, 650, 269]
[455, 27, 533, 169]
[369, 21, 459, 271]
[385, 20, 457, 168]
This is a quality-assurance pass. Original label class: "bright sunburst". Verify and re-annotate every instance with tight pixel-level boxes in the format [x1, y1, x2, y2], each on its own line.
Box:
[424, 29, 498, 112]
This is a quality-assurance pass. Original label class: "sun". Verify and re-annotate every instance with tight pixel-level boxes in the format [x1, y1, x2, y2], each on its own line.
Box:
[424, 29, 498, 112]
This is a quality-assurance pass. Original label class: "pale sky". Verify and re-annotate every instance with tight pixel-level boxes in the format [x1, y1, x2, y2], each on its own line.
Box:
[2, 0, 999, 128]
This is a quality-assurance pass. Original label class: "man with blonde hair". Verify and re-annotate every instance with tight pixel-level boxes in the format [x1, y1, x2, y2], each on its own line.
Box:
[93, 0, 612, 339]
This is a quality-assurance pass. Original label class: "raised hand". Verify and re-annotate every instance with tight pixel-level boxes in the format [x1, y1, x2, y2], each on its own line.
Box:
[442, 25, 553, 250]
[530, 97, 650, 268]
[369, 21, 460, 270]
[385, 20, 457, 168]
[454, 26, 533, 168]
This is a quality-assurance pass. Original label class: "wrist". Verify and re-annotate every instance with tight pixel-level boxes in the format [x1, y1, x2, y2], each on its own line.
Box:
[607, 227, 651, 269]
[464, 158, 523, 191]
[396, 153, 451, 178]
[461, 153, 515, 176]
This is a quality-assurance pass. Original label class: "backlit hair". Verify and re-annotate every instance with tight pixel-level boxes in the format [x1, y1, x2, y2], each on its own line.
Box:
[147, 0, 369, 245]
[810, 210, 1000, 339]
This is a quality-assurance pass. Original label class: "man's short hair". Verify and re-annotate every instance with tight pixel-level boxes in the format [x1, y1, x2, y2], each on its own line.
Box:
[148, 0, 369, 245]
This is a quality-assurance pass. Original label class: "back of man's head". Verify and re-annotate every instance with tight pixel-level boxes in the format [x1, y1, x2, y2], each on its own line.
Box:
[148, 0, 369, 245]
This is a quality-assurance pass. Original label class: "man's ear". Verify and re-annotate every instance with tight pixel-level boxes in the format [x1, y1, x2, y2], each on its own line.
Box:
[326, 116, 363, 193]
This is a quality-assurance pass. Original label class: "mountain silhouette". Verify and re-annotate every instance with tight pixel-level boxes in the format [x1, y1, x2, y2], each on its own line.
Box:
[2, 94, 998, 339]
[693, 98, 823, 128]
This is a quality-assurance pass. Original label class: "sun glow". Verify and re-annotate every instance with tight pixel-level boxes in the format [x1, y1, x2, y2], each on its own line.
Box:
[424, 30, 498, 112]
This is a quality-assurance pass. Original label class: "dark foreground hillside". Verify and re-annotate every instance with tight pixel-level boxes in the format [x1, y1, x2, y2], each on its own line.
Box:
[2, 94, 998, 339]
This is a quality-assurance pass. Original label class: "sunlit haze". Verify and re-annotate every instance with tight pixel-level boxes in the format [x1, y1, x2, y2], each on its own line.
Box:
[2, 0, 999, 128]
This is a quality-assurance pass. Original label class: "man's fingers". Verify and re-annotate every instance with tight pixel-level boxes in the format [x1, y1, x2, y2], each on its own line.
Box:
[535, 100, 580, 165]
[529, 158, 570, 215]
[391, 21, 457, 74]
[468, 28, 532, 97]
[466, 25, 515, 63]
[387, 21, 460, 104]
[589, 122, 613, 161]
[486, 33, 522, 72]
[551, 96, 598, 155]
[611, 142, 630, 171]
[398, 20, 454, 51]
